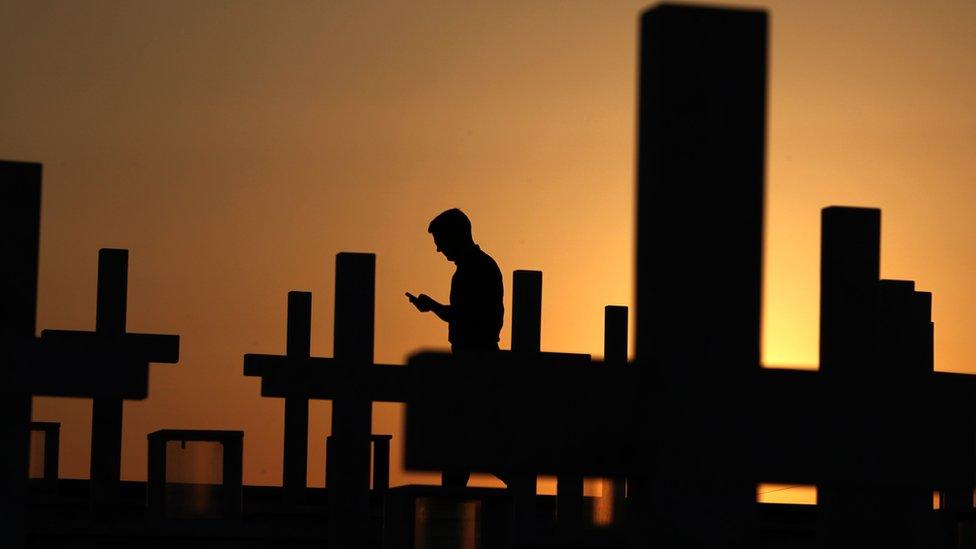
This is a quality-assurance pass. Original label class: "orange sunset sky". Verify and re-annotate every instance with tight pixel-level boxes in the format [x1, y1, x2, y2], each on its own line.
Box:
[2, 0, 975, 495]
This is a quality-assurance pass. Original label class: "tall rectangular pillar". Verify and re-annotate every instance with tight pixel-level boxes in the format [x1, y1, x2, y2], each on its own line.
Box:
[635, 5, 767, 546]
[328, 253, 376, 544]
[1, 161, 42, 546]
[510, 270, 542, 538]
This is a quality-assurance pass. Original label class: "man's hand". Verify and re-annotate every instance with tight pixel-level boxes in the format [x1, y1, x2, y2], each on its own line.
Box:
[406, 292, 437, 312]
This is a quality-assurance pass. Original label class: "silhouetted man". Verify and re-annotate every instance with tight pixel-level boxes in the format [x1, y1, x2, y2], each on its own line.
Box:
[407, 208, 504, 487]
[407, 208, 504, 353]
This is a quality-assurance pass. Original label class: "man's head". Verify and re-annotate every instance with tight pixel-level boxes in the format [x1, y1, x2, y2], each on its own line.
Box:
[428, 208, 474, 262]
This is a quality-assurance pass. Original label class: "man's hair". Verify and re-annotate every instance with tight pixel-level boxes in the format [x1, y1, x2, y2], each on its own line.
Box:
[428, 208, 472, 238]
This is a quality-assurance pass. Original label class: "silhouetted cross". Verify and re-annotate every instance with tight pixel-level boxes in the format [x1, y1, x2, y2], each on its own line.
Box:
[244, 252, 400, 544]
[243, 257, 595, 544]
[34, 248, 180, 507]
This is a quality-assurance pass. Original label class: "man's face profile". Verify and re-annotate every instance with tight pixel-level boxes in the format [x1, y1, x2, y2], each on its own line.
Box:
[432, 231, 458, 262]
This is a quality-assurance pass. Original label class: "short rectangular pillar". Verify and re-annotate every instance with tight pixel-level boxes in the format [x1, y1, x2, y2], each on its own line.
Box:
[820, 207, 881, 376]
[511, 270, 542, 354]
[878, 280, 924, 376]
[147, 429, 243, 520]
[28, 421, 60, 492]
[596, 306, 628, 528]
[912, 291, 934, 373]
[372, 434, 392, 493]
[328, 433, 393, 494]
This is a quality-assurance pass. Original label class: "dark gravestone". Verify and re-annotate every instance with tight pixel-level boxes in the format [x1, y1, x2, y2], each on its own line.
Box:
[817, 208, 931, 547]
[635, 4, 766, 545]
[370, 434, 393, 493]
[147, 429, 243, 519]
[37, 249, 180, 509]
[0, 160, 42, 547]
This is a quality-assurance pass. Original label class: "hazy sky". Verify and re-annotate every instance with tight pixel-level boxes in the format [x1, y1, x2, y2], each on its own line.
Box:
[3, 0, 975, 493]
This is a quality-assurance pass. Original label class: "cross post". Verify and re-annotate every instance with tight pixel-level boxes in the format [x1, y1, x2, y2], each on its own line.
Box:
[326, 252, 376, 544]
[243, 253, 382, 544]
[282, 291, 312, 502]
[90, 249, 128, 507]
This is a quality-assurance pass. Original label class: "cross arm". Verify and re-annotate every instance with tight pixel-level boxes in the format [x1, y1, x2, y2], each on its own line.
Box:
[757, 368, 976, 486]
[403, 350, 632, 476]
[243, 354, 410, 402]
[27, 330, 178, 399]
[40, 329, 180, 363]
[404, 359, 976, 485]
[26, 338, 150, 398]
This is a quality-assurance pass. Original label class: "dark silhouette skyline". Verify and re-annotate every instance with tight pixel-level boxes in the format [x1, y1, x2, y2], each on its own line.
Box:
[12, 0, 976, 493]
[4, 3, 976, 549]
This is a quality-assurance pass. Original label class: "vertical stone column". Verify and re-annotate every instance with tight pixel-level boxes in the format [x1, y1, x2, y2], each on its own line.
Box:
[635, 5, 767, 545]
[820, 207, 881, 377]
[817, 207, 881, 546]
[0, 161, 42, 545]
[328, 253, 376, 544]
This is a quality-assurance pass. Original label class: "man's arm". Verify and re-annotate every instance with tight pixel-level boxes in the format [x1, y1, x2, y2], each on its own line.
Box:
[406, 292, 452, 323]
